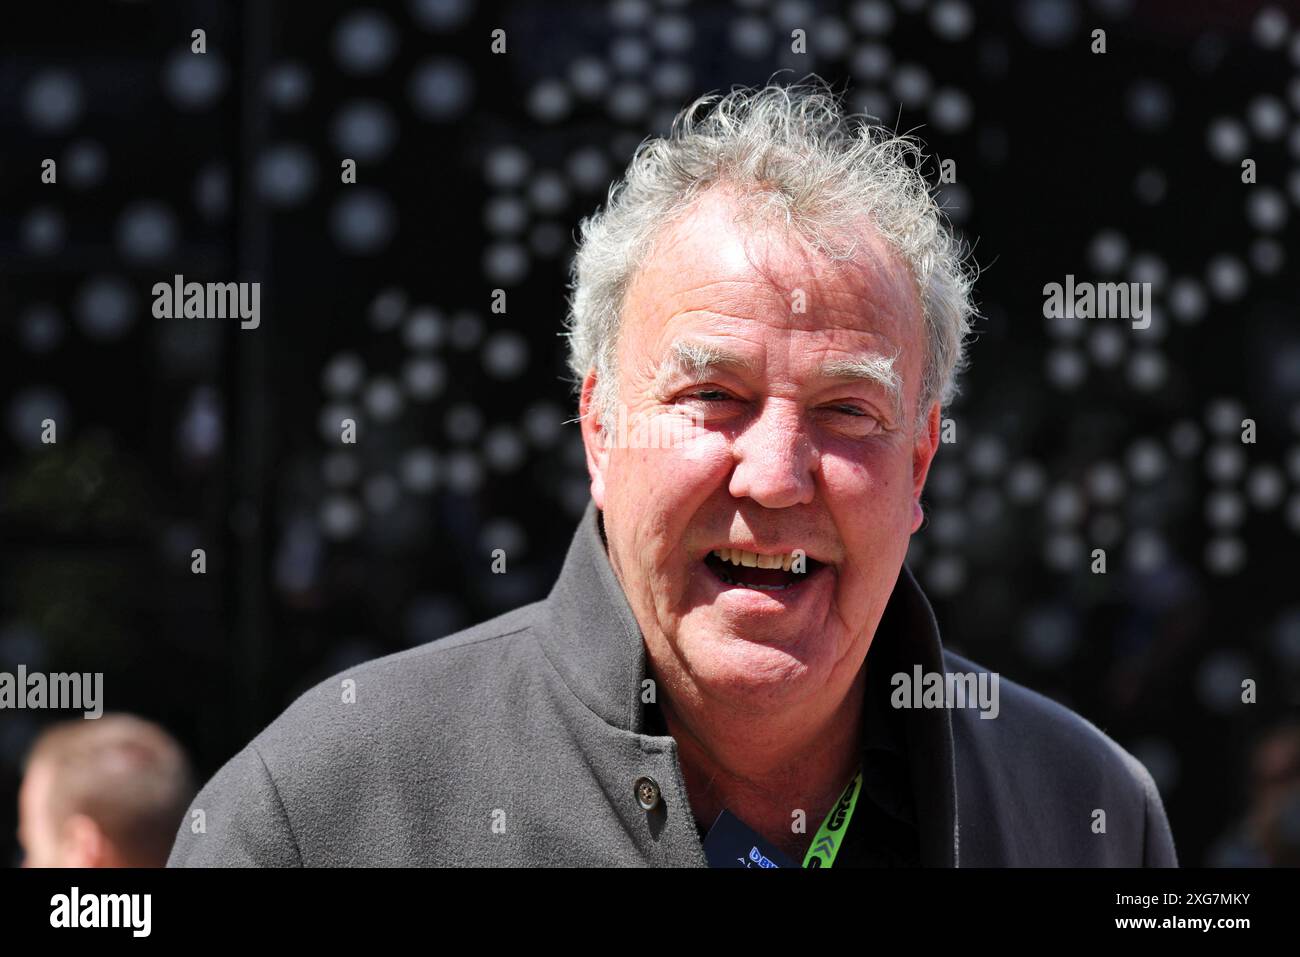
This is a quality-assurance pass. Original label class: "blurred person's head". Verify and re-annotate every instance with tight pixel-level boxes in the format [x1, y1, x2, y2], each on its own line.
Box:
[1248, 721, 1300, 866]
[18, 713, 193, 867]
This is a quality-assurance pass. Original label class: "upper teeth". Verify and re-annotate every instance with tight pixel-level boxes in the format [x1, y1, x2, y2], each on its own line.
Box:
[712, 548, 805, 571]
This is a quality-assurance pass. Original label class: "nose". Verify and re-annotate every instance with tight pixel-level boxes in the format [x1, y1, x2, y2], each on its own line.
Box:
[727, 399, 819, 508]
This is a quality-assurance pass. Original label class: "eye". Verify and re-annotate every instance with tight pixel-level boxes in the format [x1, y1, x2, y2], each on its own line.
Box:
[687, 389, 732, 402]
[822, 403, 887, 435]
[824, 402, 875, 419]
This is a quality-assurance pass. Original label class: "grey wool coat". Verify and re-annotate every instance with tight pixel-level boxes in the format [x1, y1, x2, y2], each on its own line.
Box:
[168, 500, 1178, 867]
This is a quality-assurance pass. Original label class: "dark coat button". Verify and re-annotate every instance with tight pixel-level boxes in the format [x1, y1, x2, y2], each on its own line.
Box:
[634, 776, 661, 811]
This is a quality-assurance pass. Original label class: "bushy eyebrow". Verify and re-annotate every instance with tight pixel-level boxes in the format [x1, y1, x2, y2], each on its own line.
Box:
[655, 337, 903, 416]
[655, 339, 758, 386]
[818, 353, 903, 416]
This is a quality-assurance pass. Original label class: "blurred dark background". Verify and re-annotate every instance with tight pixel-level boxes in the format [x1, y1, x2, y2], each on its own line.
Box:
[3, 0, 1300, 867]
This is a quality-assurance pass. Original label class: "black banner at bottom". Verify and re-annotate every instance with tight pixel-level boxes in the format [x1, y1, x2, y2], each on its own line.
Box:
[0, 866, 1282, 942]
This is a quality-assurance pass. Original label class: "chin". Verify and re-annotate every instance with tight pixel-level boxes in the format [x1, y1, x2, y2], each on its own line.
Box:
[678, 627, 823, 691]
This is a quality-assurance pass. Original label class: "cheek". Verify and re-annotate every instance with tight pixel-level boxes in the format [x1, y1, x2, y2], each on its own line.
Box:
[605, 432, 734, 567]
[677, 428, 737, 477]
[822, 450, 915, 537]
[610, 427, 735, 498]
[821, 455, 914, 628]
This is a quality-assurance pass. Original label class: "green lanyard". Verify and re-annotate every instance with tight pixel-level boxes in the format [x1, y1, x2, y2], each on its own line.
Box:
[802, 768, 863, 868]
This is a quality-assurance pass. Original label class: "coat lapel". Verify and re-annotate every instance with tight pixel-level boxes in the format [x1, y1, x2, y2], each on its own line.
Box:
[539, 500, 651, 731]
[876, 564, 961, 866]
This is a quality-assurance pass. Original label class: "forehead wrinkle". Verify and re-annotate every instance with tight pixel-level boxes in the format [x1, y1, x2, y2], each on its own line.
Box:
[660, 270, 911, 346]
[649, 277, 789, 326]
[638, 221, 916, 335]
[633, 186, 923, 343]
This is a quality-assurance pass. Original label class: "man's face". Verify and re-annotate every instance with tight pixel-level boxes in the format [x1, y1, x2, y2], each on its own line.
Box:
[581, 187, 942, 716]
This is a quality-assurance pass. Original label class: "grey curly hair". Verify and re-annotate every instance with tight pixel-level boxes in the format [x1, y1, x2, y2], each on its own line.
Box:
[563, 77, 978, 435]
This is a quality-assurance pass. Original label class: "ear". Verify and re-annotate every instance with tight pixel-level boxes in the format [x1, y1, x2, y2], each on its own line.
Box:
[910, 401, 942, 534]
[578, 369, 611, 510]
[60, 813, 110, 868]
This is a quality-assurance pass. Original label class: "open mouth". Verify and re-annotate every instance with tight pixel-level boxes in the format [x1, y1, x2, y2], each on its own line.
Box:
[703, 549, 829, 592]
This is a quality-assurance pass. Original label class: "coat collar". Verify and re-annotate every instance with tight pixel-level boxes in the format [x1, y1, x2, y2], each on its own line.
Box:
[540, 500, 959, 866]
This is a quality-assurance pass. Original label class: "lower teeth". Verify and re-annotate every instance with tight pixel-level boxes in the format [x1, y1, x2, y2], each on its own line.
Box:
[715, 568, 802, 591]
